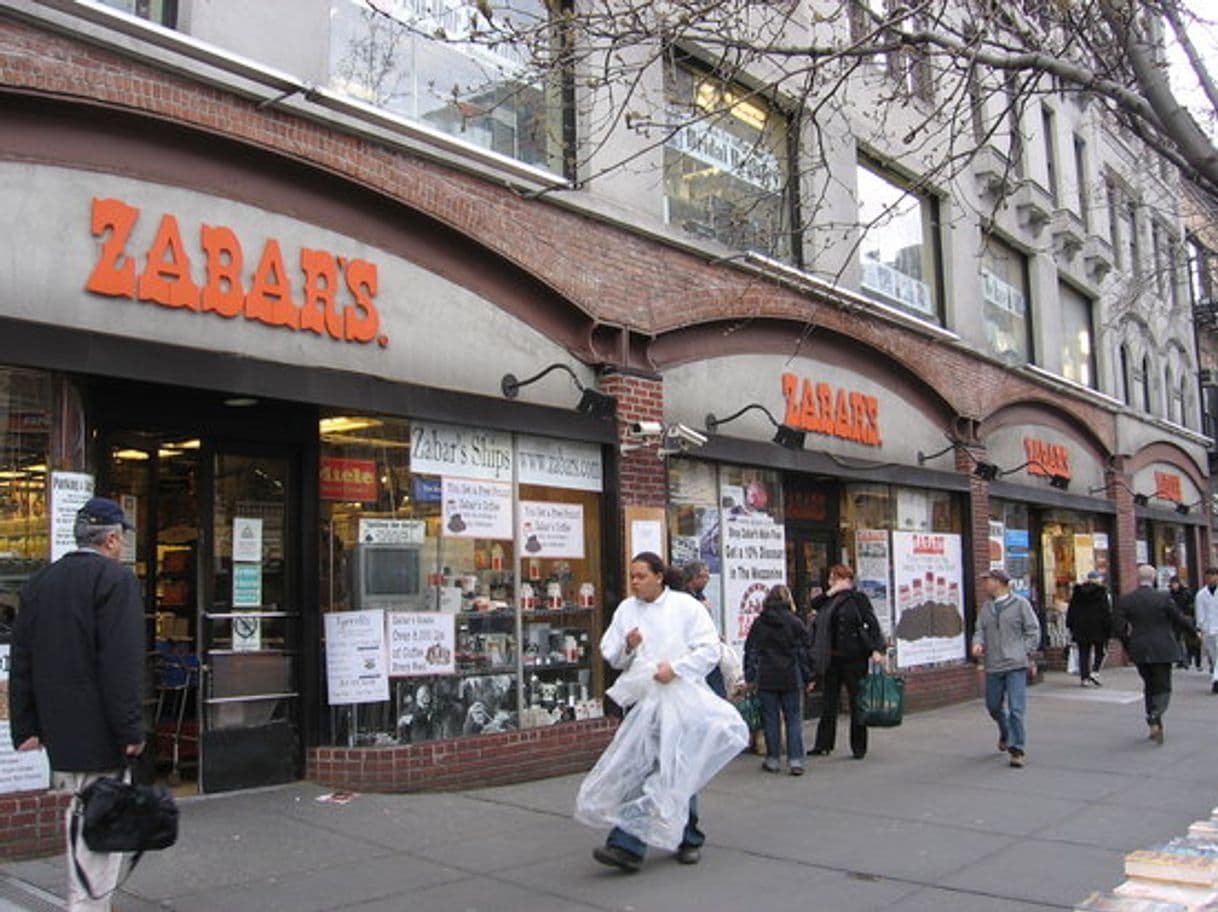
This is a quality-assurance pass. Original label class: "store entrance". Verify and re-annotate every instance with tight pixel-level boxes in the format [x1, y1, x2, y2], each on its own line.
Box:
[786, 525, 837, 618]
[93, 387, 310, 794]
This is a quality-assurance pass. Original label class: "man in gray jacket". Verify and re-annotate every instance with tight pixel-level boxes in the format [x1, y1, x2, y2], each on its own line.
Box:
[971, 569, 1041, 768]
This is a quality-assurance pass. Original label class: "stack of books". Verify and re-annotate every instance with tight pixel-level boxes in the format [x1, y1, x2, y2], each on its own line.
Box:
[1076, 822, 1218, 911]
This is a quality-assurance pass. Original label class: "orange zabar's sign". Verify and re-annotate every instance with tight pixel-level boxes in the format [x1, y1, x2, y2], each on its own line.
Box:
[780, 372, 881, 447]
[1022, 438, 1071, 479]
[1154, 471, 1183, 502]
[84, 197, 387, 347]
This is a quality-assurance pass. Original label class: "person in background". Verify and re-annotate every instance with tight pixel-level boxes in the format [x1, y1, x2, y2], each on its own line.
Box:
[683, 561, 710, 604]
[1066, 571, 1111, 687]
[1167, 576, 1200, 671]
[9, 497, 145, 912]
[744, 585, 811, 775]
[593, 552, 720, 872]
[1113, 564, 1194, 744]
[679, 560, 732, 698]
[1195, 567, 1218, 692]
[972, 569, 1040, 769]
[807, 564, 885, 760]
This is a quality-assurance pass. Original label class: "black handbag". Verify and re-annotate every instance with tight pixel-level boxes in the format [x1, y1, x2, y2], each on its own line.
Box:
[69, 763, 178, 900]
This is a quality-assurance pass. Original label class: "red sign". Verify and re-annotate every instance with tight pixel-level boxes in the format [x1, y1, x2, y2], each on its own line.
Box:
[319, 458, 378, 502]
[85, 197, 387, 347]
[781, 372, 881, 447]
[1022, 438, 1071, 479]
[1154, 471, 1183, 502]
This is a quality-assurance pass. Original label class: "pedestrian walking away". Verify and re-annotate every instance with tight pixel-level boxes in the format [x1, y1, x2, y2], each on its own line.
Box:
[972, 568, 1040, 768]
[1168, 575, 1201, 671]
[1066, 570, 1112, 687]
[590, 552, 724, 872]
[1194, 567, 1218, 692]
[807, 564, 886, 760]
[1112, 564, 1194, 745]
[744, 585, 812, 775]
[8, 497, 146, 912]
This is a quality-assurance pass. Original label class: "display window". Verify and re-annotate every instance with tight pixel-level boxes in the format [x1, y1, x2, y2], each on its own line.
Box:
[1138, 518, 1193, 588]
[0, 368, 54, 627]
[319, 413, 605, 746]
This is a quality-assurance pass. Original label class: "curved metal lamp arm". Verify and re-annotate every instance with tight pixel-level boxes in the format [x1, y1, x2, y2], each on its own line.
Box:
[705, 402, 780, 432]
[501, 362, 584, 399]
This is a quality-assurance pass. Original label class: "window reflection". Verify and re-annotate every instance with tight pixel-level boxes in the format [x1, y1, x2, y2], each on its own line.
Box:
[857, 163, 939, 320]
[981, 235, 1031, 362]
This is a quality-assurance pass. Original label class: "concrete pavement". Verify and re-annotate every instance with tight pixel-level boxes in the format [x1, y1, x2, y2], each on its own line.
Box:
[3, 665, 1216, 911]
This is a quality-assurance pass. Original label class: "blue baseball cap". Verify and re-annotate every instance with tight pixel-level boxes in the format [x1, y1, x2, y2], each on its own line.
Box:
[76, 496, 134, 530]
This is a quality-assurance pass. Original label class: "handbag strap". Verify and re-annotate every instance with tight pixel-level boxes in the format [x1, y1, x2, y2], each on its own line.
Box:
[69, 787, 144, 902]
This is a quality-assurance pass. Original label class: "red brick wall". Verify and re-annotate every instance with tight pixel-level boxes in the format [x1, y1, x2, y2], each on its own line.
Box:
[903, 664, 984, 712]
[0, 789, 71, 861]
[308, 717, 618, 793]
[600, 372, 666, 508]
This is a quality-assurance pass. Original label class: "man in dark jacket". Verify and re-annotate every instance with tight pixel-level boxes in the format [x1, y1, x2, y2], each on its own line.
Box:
[1066, 571, 1111, 687]
[1113, 564, 1193, 745]
[807, 564, 886, 760]
[744, 585, 811, 774]
[10, 497, 145, 910]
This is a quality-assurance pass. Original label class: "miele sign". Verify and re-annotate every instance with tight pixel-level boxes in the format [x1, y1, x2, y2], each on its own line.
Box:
[84, 197, 387, 347]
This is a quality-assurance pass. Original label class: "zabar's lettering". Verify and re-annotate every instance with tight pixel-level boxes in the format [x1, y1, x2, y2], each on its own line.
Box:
[781, 372, 882, 447]
[84, 197, 385, 346]
[1022, 438, 1071, 479]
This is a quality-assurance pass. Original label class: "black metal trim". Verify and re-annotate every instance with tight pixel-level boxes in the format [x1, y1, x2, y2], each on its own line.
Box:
[1134, 504, 1208, 527]
[986, 478, 1117, 515]
[693, 434, 971, 491]
[0, 317, 618, 444]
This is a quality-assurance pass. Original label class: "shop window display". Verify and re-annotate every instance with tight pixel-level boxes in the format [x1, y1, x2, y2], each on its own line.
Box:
[319, 414, 604, 747]
[0, 369, 54, 627]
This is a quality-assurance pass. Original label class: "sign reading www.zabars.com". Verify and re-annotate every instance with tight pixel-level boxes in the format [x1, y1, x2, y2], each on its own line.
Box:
[84, 197, 388, 347]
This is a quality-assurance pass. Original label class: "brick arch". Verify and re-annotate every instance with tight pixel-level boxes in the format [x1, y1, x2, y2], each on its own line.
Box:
[647, 318, 960, 429]
[978, 399, 1114, 467]
[1125, 441, 1208, 494]
[0, 90, 604, 365]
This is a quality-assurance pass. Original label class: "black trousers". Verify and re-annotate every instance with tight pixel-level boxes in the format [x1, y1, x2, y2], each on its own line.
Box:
[814, 657, 869, 757]
[1077, 640, 1106, 679]
[1135, 662, 1173, 725]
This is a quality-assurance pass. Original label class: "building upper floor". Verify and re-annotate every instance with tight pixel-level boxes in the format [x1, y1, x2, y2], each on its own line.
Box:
[2, 0, 1210, 447]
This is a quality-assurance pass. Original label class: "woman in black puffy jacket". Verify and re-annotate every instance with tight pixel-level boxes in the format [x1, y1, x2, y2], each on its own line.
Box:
[744, 585, 812, 775]
[808, 564, 886, 760]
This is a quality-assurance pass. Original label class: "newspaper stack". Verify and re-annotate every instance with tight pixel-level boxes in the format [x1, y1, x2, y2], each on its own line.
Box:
[1076, 817, 1218, 911]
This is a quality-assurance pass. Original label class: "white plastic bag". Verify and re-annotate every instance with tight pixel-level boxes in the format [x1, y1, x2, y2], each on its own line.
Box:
[576, 670, 748, 850]
[1067, 643, 1079, 675]
[718, 640, 744, 692]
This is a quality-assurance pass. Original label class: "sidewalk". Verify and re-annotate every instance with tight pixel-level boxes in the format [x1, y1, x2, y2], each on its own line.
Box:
[3, 665, 1216, 912]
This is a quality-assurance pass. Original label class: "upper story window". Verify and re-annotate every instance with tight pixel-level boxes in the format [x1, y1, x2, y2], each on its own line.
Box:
[1140, 354, 1153, 413]
[1124, 202, 1141, 278]
[663, 59, 795, 261]
[856, 161, 941, 322]
[1119, 344, 1132, 404]
[328, 0, 569, 175]
[1073, 136, 1090, 231]
[1041, 105, 1058, 204]
[1191, 236, 1216, 304]
[97, 0, 177, 26]
[981, 234, 1032, 363]
[1059, 282, 1095, 389]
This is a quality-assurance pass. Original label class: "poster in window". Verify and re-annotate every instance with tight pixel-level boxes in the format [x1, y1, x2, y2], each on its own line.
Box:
[324, 610, 389, 705]
[855, 529, 892, 639]
[232, 517, 263, 563]
[50, 471, 94, 562]
[723, 514, 787, 652]
[1073, 534, 1095, 582]
[387, 612, 456, 677]
[441, 478, 512, 540]
[988, 520, 1005, 571]
[1004, 528, 1032, 601]
[520, 501, 585, 559]
[0, 645, 50, 794]
[892, 531, 965, 668]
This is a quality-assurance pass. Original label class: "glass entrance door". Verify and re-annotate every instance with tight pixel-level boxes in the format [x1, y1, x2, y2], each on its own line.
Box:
[786, 525, 836, 618]
[199, 446, 300, 793]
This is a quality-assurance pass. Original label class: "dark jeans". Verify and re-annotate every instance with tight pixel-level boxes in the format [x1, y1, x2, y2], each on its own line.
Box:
[1136, 663, 1173, 725]
[1077, 640, 1106, 680]
[607, 795, 703, 859]
[814, 657, 869, 757]
[759, 689, 805, 761]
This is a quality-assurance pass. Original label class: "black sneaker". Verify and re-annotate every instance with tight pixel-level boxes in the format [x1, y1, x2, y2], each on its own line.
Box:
[1008, 750, 1026, 768]
[593, 845, 643, 872]
[676, 845, 701, 865]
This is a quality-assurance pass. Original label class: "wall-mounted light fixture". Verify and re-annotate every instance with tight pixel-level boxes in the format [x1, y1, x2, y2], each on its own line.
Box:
[916, 441, 999, 480]
[501, 363, 616, 420]
[705, 404, 805, 451]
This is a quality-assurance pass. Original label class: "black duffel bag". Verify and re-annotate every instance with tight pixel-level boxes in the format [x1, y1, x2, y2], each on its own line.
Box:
[70, 762, 178, 900]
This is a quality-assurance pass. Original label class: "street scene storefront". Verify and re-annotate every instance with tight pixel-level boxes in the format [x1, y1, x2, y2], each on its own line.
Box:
[0, 148, 619, 803]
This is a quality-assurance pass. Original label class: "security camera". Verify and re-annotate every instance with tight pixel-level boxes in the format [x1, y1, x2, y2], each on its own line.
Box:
[670, 423, 708, 448]
[629, 420, 664, 436]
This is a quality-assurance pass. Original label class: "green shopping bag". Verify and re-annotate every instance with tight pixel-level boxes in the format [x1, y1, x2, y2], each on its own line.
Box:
[733, 692, 763, 732]
[856, 669, 904, 728]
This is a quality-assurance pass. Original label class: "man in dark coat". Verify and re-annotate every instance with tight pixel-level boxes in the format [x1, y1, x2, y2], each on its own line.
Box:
[1112, 564, 1193, 745]
[1066, 571, 1111, 687]
[10, 497, 145, 910]
[807, 564, 886, 760]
